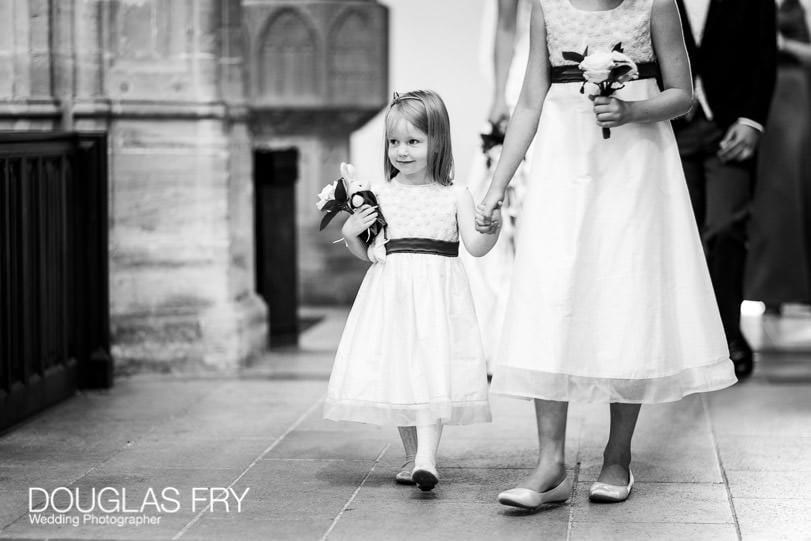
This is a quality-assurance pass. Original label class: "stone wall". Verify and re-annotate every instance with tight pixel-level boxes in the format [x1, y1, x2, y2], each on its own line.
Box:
[0, 0, 266, 373]
[244, 0, 389, 304]
[0, 0, 388, 371]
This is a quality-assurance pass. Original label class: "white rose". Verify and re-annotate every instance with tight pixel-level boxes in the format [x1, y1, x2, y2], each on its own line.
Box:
[579, 51, 615, 73]
[316, 181, 336, 210]
[351, 194, 365, 208]
[583, 69, 612, 83]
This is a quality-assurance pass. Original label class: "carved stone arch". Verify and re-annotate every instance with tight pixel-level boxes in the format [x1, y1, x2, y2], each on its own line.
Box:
[328, 9, 377, 103]
[258, 8, 320, 101]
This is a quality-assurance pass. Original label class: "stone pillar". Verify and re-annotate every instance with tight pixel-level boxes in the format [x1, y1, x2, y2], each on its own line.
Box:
[244, 0, 389, 304]
[98, 0, 266, 372]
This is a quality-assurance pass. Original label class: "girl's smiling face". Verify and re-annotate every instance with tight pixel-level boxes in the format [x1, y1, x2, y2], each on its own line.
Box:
[387, 115, 429, 183]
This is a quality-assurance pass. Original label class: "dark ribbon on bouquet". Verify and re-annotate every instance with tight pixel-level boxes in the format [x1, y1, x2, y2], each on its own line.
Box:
[481, 119, 507, 168]
[550, 62, 660, 84]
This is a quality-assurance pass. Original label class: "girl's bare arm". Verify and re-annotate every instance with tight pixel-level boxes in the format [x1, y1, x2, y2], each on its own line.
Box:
[480, 1, 550, 214]
[628, 0, 693, 123]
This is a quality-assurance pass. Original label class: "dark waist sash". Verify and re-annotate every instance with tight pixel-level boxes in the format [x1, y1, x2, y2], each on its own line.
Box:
[550, 62, 660, 84]
[385, 238, 459, 257]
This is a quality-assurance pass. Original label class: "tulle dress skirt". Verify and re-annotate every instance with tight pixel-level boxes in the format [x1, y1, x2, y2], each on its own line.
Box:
[324, 251, 492, 426]
[490, 78, 737, 403]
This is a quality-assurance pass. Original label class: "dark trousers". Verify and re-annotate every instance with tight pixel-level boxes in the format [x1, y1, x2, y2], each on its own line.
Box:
[675, 115, 754, 342]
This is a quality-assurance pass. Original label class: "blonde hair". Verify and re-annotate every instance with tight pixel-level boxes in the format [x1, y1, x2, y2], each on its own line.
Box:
[384, 90, 454, 185]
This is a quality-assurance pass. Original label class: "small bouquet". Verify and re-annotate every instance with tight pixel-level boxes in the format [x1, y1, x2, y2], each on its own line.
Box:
[316, 163, 387, 243]
[563, 43, 639, 139]
[480, 118, 508, 168]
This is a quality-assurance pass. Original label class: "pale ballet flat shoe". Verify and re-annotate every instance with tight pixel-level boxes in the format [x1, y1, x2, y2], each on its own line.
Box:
[589, 470, 634, 503]
[411, 463, 439, 492]
[395, 461, 416, 485]
[497, 475, 572, 510]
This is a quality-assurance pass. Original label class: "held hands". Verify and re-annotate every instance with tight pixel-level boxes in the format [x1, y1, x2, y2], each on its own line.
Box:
[718, 123, 760, 163]
[475, 197, 504, 235]
[591, 95, 633, 129]
[341, 204, 379, 239]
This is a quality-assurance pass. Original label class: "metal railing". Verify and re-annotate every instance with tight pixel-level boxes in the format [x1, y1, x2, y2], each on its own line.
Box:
[0, 133, 110, 430]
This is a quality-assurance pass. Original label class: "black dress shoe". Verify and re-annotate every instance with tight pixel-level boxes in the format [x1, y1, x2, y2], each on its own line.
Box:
[763, 303, 782, 317]
[728, 337, 754, 379]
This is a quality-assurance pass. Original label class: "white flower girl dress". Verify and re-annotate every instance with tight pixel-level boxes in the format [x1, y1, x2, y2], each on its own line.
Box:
[490, 0, 737, 403]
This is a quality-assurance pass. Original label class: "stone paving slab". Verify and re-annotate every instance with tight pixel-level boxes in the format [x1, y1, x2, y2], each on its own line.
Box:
[715, 435, 811, 472]
[570, 481, 732, 524]
[266, 430, 393, 462]
[725, 471, 809, 500]
[326, 500, 570, 541]
[228, 459, 376, 519]
[568, 521, 739, 541]
[99, 436, 275, 472]
[734, 497, 811, 540]
[706, 384, 811, 437]
[577, 440, 723, 483]
[187, 515, 334, 541]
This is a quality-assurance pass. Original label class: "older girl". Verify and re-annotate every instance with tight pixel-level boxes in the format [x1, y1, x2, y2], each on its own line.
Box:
[476, 0, 737, 508]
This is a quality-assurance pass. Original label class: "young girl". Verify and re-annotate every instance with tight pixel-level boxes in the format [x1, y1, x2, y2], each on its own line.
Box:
[324, 90, 500, 491]
[476, 0, 737, 508]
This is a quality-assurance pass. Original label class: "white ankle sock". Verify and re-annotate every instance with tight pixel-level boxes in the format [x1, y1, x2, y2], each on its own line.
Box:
[415, 423, 443, 468]
[397, 426, 418, 463]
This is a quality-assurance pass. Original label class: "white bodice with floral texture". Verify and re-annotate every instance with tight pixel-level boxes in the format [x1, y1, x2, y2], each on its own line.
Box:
[540, 0, 656, 67]
[374, 179, 459, 242]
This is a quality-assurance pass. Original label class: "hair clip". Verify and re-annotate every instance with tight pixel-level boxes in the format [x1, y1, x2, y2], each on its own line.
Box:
[391, 91, 422, 106]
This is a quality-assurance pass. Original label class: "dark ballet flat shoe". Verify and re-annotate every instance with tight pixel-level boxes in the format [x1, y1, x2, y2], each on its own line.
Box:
[729, 337, 754, 379]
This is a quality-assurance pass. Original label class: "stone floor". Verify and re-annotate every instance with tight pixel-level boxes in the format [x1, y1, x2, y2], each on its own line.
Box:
[1, 306, 809, 540]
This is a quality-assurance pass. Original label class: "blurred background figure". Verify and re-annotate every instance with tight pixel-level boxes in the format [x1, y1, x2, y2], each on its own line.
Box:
[461, 0, 532, 370]
[745, 0, 811, 316]
[673, 0, 778, 380]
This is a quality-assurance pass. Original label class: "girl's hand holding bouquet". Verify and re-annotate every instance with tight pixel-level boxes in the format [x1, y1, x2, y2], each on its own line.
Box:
[341, 204, 379, 239]
[591, 94, 633, 131]
[563, 43, 639, 139]
[316, 162, 388, 244]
